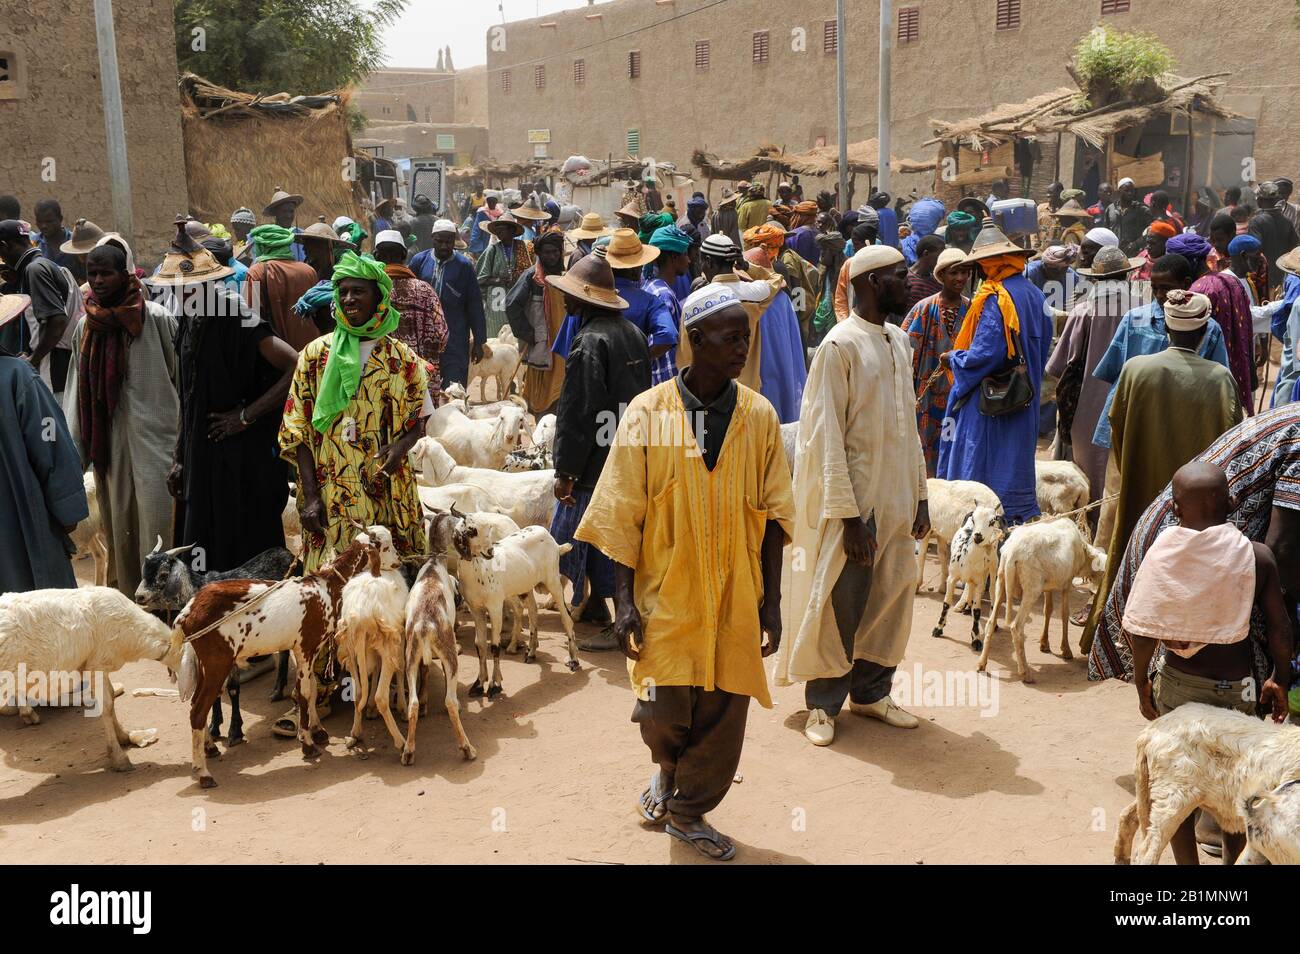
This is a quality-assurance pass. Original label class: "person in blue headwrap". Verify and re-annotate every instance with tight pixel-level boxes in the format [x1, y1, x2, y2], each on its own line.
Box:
[644, 225, 693, 384]
[900, 198, 945, 265]
[869, 192, 899, 248]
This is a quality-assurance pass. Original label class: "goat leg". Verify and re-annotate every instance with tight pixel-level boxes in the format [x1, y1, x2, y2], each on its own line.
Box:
[225, 669, 245, 746]
[270, 650, 289, 702]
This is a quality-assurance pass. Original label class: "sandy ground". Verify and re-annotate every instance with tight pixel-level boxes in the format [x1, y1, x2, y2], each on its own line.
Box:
[0, 547, 1169, 865]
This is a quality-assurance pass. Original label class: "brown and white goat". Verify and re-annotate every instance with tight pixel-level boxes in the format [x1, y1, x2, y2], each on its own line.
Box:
[173, 535, 375, 788]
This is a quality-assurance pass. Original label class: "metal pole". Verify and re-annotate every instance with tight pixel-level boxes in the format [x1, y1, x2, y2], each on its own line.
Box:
[835, 0, 848, 210]
[877, 0, 892, 197]
[93, 0, 133, 247]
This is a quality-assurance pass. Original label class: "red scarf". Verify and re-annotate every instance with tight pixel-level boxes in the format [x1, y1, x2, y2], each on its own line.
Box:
[79, 275, 145, 470]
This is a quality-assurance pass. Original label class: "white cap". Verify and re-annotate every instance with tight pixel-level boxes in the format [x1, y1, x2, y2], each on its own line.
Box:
[682, 283, 742, 329]
[1084, 227, 1120, 247]
[1117, 177, 1135, 188]
[332, 216, 355, 230]
[432, 218, 458, 235]
[1163, 290, 1212, 331]
[374, 229, 405, 249]
[848, 244, 904, 279]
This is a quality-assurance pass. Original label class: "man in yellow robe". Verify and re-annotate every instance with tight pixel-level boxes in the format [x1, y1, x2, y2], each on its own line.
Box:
[776, 245, 930, 747]
[576, 282, 794, 862]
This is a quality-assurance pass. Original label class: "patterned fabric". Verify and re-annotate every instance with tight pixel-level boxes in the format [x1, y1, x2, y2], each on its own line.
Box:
[1090, 403, 1300, 685]
[906, 293, 967, 476]
[645, 277, 682, 384]
[476, 239, 535, 337]
[1191, 271, 1255, 412]
[549, 488, 614, 605]
[278, 335, 429, 572]
[386, 270, 448, 391]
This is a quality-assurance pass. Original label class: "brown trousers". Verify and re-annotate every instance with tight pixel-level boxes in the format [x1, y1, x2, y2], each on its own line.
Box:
[631, 685, 749, 818]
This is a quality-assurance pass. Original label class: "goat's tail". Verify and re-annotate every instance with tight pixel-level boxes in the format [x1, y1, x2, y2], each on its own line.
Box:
[178, 643, 199, 702]
[1114, 748, 1150, 863]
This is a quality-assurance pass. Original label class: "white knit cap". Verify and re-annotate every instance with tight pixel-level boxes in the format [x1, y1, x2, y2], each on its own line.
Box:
[1084, 227, 1120, 247]
[332, 216, 355, 230]
[848, 244, 904, 279]
[1117, 177, 1135, 188]
[682, 282, 742, 329]
[933, 247, 968, 279]
[374, 229, 405, 250]
[1163, 290, 1212, 331]
[432, 218, 458, 235]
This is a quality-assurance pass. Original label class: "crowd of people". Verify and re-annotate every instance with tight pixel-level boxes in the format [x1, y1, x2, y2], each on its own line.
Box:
[1, 166, 1299, 863]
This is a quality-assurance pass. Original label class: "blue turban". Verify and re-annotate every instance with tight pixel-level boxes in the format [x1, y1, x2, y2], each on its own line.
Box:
[901, 198, 946, 264]
[1166, 232, 1211, 267]
[648, 224, 692, 254]
[1228, 234, 1262, 255]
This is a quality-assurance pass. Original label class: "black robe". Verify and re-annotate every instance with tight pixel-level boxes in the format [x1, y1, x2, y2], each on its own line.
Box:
[173, 289, 287, 572]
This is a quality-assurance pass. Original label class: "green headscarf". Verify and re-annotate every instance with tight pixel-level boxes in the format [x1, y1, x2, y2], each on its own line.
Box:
[311, 252, 401, 433]
[250, 224, 297, 262]
[339, 222, 368, 247]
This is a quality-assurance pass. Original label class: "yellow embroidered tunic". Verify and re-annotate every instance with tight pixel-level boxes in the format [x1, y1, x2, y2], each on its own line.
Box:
[278, 335, 428, 572]
[575, 380, 794, 707]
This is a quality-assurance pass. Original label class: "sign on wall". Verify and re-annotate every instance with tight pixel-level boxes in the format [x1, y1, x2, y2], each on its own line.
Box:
[528, 129, 551, 144]
[436, 133, 456, 151]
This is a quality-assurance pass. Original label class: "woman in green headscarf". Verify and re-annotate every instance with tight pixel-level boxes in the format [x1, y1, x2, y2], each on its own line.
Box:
[278, 251, 429, 576]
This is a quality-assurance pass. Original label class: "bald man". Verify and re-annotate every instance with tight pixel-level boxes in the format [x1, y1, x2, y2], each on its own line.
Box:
[1122, 460, 1293, 863]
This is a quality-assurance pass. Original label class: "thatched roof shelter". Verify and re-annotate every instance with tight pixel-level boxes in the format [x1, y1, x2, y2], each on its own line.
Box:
[925, 73, 1233, 150]
[692, 140, 935, 181]
[179, 73, 366, 225]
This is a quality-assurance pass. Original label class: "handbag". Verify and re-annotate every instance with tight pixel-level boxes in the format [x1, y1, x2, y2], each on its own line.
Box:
[976, 325, 1035, 417]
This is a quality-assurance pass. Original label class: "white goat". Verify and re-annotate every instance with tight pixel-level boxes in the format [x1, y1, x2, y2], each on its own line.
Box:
[977, 518, 1107, 683]
[336, 526, 410, 754]
[917, 478, 1003, 591]
[68, 471, 108, 586]
[452, 519, 578, 697]
[462, 395, 531, 421]
[1035, 460, 1091, 531]
[468, 338, 522, 402]
[931, 506, 1004, 650]
[532, 413, 557, 450]
[411, 437, 555, 528]
[418, 482, 504, 517]
[0, 587, 179, 771]
[402, 544, 476, 765]
[424, 402, 528, 470]
[1115, 704, 1300, 865]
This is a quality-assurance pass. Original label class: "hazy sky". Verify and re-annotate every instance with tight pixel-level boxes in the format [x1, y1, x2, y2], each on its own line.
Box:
[379, 0, 609, 70]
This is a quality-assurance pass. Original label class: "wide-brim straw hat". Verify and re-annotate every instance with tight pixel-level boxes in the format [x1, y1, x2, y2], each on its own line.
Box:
[957, 197, 991, 220]
[1053, 199, 1093, 220]
[483, 212, 524, 239]
[295, 219, 357, 248]
[0, 293, 31, 328]
[545, 253, 628, 310]
[512, 193, 550, 221]
[1077, 249, 1144, 278]
[567, 212, 612, 241]
[146, 217, 235, 286]
[603, 228, 660, 269]
[1277, 247, 1300, 277]
[963, 222, 1033, 264]
[717, 189, 739, 206]
[616, 200, 644, 223]
[262, 187, 303, 215]
[375, 196, 398, 217]
[60, 218, 105, 255]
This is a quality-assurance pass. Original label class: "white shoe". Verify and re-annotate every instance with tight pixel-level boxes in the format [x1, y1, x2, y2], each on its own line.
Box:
[849, 697, 919, 729]
[804, 708, 835, 746]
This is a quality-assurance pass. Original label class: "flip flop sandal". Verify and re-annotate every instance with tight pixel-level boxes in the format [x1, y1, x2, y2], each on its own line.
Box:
[271, 702, 331, 739]
[637, 775, 671, 826]
[665, 821, 736, 861]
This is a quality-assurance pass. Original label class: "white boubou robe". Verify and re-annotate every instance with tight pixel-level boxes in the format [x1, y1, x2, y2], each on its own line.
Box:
[775, 314, 927, 684]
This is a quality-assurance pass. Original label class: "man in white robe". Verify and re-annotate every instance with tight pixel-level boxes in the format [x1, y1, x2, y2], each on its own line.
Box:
[775, 245, 930, 747]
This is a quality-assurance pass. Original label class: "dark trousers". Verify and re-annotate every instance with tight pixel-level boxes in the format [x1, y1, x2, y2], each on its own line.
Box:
[631, 685, 749, 819]
[804, 560, 896, 717]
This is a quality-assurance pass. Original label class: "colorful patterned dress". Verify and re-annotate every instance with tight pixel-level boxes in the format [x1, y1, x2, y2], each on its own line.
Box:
[278, 334, 429, 573]
[386, 268, 449, 391]
[905, 292, 967, 476]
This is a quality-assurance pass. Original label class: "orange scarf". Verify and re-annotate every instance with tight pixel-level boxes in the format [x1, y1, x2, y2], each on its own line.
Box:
[952, 255, 1024, 359]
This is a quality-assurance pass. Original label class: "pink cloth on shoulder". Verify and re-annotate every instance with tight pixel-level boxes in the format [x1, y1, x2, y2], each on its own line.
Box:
[1122, 523, 1255, 657]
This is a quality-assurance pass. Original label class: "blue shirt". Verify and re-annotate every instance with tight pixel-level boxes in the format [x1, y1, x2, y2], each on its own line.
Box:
[1090, 301, 1230, 448]
[408, 249, 485, 386]
[644, 278, 682, 385]
[551, 276, 677, 362]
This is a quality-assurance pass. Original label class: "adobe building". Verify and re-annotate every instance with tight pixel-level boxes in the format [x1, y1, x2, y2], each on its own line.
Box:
[356, 61, 490, 164]
[485, 0, 1300, 201]
[0, 0, 189, 258]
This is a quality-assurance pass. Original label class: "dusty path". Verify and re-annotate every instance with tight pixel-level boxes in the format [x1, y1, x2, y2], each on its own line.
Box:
[0, 559, 1154, 864]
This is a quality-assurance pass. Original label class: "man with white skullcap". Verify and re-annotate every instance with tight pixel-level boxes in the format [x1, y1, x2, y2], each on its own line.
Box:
[1082, 286, 1242, 657]
[777, 245, 930, 746]
[575, 280, 795, 861]
[1079, 226, 1119, 270]
[407, 218, 485, 386]
[1102, 177, 1153, 256]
